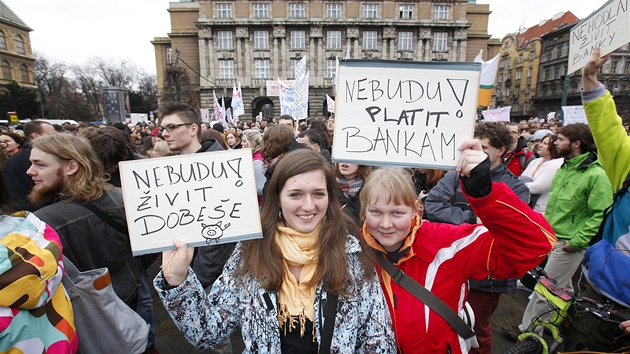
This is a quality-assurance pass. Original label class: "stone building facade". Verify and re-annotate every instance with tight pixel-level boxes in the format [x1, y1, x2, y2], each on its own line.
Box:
[494, 11, 578, 121]
[0, 1, 36, 89]
[153, 0, 492, 121]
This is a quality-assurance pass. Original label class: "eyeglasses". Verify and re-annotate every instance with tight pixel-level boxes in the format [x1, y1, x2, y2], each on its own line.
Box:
[158, 123, 193, 134]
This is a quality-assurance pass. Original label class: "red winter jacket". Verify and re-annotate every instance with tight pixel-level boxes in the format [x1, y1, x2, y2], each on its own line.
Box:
[363, 182, 555, 354]
[504, 148, 534, 177]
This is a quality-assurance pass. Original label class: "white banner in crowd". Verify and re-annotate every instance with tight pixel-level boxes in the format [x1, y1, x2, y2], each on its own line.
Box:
[266, 80, 295, 97]
[332, 60, 481, 170]
[278, 79, 296, 116]
[568, 0, 630, 74]
[562, 105, 589, 125]
[200, 109, 210, 123]
[119, 149, 263, 256]
[481, 106, 512, 122]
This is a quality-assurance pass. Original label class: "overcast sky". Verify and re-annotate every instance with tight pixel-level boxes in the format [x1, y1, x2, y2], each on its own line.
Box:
[5, 0, 608, 75]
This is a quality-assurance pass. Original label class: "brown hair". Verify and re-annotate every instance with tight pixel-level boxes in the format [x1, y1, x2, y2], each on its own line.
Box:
[31, 134, 110, 202]
[334, 163, 372, 181]
[224, 128, 241, 147]
[237, 149, 374, 295]
[85, 126, 132, 171]
[542, 134, 560, 159]
[158, 101, 201, 141]
[201, 129, 228, 150]
[558, 123, 596, 154]
[1, 131, 25, 148]
[261, 125, 294, 164]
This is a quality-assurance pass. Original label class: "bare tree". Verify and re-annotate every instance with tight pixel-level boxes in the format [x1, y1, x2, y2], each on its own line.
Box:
[162, 65, 199, 111]
[89, 57, 139, 88]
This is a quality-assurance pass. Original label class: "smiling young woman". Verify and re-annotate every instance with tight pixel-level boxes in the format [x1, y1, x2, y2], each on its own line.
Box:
[155, 149, 395, 353]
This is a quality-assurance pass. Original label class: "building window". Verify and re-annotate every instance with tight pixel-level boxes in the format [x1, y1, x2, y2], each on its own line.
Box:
[290, 30, 305, 49]
[527, 67, 533, 77]
[19, 64, 28, 82]
[434, 5, 449, 20]
[561, 43, 568, 57]
[433, 32, 448, 51]
[525, 84, 531, 94]
[255, 59, 270, 79]
[516, 69, 522, 80]
[218, 31, 233, 50]
[363, 3, 378, 18]
[559, 65, 565, 77]
[327, 59, 336, 79]
[363, 31, 377, 50]
[399, 4, 413, 19]
[625, 61, 630, 74]
[518, 53, 523, 63]
[1, 61, 10, 79]
[15, 35, 24, 54]
[216, 3, 233, 18]
[219, 60, 235, 79]
[0, 31, 5, 50]
[529, 51, 535, 60]
[611, 60, 619, 74]
[544, 69, 550, 81]
[327, 30, 342, 49]
[551, 47, 558, 60]
[554, 67, 559, 79]
[289, 3, 306, 18]
[524, 102, 530, 113]
[254, 31, 269, 49]
[326, 3, 342, 18]
[398, 32, 413, 51]
[166, 48, 173, 64]
[253, 3, 269, 18]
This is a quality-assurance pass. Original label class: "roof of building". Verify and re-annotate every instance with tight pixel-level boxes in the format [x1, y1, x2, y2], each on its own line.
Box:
[0, 0, 31, 30]
[514, 11, 578, 48]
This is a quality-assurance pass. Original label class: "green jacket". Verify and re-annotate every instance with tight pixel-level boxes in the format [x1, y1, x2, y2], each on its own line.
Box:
[544, 151, 613, 251]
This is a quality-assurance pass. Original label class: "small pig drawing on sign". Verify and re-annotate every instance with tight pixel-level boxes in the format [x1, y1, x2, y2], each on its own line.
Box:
[200, 221, 231, 244]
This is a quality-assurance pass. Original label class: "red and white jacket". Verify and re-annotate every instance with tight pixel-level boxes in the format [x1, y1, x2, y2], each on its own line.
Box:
[364, 182, 556, 354]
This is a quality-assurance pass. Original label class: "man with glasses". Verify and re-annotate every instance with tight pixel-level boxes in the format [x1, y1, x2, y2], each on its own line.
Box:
[157, 102, 234, 353]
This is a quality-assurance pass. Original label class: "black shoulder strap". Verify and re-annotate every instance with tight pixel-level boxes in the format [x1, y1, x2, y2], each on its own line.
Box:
[377, 253, 476, 340]
[76, 201, 129, 235]
[319, 291, 338, 354]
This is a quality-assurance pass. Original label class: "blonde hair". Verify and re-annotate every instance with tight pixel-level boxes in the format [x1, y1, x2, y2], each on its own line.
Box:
[152, 140, 174, 157]
[359, 168, 417, 221]
[31, 133, 109, 202]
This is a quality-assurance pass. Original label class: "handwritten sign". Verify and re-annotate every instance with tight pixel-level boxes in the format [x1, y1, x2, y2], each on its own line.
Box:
[119, 149, 262, 256]
[562, 105, 589, 125]
[568, 0, 630, 74]
[331, 59, 480, 169]
[481, 106, 511, 122]
[266, 80, 295, 96]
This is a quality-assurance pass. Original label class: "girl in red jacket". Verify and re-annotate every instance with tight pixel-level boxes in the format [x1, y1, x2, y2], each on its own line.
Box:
[360, 139, 556, 354]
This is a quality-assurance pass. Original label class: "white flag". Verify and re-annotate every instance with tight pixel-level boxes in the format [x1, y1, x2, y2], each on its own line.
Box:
[231, 82, 245, 117]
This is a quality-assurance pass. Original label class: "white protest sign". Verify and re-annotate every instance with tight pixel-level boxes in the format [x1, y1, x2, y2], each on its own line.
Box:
[266, 80, 295, 96]
[119, 149, 262, 256]
[568, 0, 630, 74]
[562, 105, 589, 125]
[481, 106, 511, 122]
[331, 60, 480, 169]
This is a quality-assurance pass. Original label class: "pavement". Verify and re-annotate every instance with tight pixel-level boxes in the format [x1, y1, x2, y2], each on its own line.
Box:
[147, 259, 533, 354]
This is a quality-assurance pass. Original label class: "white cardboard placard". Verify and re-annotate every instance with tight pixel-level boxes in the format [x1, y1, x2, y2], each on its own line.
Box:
[119, 149, 262, 256]
[568, 0, 630, 74]
[331, 59, 480, 169]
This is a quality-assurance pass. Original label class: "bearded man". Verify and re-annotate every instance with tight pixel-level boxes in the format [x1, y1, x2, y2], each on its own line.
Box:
[28, 133, 155, 352]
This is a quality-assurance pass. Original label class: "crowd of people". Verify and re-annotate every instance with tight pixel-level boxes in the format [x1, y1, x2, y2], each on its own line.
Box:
[1, 49, 630, 354]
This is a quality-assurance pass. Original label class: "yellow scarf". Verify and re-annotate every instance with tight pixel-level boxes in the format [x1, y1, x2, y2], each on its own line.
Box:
[275, 223, 319, 337]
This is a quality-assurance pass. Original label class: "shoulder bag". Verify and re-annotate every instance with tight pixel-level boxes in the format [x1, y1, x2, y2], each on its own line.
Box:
[62, 257, 149, 354]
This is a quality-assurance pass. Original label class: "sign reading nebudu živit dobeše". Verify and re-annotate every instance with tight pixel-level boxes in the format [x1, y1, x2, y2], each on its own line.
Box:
[119, 149, 262, 256]
[331, 59, 481, 169]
